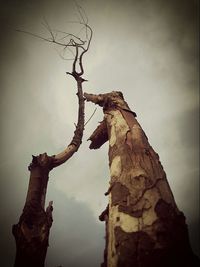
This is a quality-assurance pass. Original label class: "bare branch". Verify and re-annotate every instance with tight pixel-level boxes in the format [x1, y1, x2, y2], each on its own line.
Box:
[46, 6, 92, 167]
[16, 29, 53, 43]
[13, 5, 93, 266]
[78, 23, 93, 75]
[73, 44, 79, 73]
[16, 29, 76, 48]
[16, 5, 93, 166]
[54, 30, 86, 45]
[74, 0, 88, 25]
[42, 18, 55, 41]
[52, 77, 85, 167]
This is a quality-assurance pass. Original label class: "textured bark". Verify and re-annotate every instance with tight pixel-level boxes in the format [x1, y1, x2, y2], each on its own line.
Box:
[85, 91, 199, 267]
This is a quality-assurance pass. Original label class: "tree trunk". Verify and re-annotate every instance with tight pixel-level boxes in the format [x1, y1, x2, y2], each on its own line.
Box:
[12, 153, 53, 267]
[13, 74, 85, 267]
[12, 10, 92, 264]
[84, 91, 199, 267]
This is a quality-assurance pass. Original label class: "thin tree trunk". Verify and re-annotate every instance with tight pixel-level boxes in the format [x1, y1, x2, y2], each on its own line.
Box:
[84, 91, 199, 267]
[13, 10, 92, 265]
[13, 76, 85, 267]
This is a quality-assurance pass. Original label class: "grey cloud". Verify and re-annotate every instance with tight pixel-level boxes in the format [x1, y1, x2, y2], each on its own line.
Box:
[46, 188, 105, 267]
[176, 106, 199, 150]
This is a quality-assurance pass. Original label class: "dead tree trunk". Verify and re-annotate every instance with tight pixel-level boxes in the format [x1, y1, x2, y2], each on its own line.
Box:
[84, 91, 199, 267]
[12, 154, 53, 267]
[13, 9, 93, 265]
[12, 75, 85, 267]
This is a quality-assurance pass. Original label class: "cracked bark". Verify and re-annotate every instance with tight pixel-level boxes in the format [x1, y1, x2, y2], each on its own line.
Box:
[84, 91, 199, 267]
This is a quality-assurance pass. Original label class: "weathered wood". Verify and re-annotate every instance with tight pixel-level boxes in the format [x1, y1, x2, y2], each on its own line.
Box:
[12, 153, 54, 267]
[13, 74, 86, 267]
[85, 91, 199, 267]
[13, 11, 92, 265]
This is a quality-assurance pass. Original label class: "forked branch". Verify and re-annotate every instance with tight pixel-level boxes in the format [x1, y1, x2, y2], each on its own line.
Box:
[16, 5, 93, 167]
[17, 5, 92, 77]
[13, 5, 92, 267]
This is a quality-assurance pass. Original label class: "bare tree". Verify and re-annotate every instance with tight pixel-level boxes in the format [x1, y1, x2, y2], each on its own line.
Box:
[84, 91, 199, 267]
[12, 6, 92, 267]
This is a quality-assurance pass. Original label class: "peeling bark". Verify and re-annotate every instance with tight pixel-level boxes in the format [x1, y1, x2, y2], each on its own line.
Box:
[85, 91, 199, 267]
[88, 119, 108, 149]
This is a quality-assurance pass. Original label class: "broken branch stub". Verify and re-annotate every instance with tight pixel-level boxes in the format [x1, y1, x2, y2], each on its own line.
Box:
[84, 91, 131, 110]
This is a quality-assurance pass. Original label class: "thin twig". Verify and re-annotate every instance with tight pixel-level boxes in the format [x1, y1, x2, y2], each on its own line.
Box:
[16, 3, 92, 77]
[16, 29, 75, 47]
[54, 30, 85, 45]
[84, 107, 97, 126]
[42, 19, 55, 41]
[53, 46, 75, 61]
[16, 4, 93, 169]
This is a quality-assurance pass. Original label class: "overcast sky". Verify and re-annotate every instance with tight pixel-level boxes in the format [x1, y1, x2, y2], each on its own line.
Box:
[0, 0, 199, 266]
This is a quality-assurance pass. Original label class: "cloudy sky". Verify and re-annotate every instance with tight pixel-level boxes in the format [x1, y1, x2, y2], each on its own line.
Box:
[0, 0, 199, 266]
